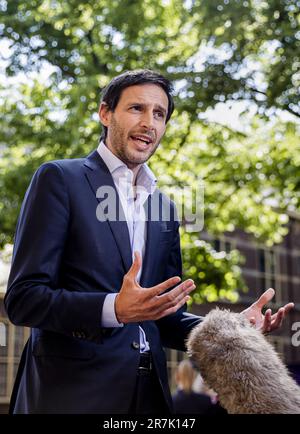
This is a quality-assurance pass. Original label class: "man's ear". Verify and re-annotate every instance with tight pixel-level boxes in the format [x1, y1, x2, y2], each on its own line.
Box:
[98, 102, 112, 126]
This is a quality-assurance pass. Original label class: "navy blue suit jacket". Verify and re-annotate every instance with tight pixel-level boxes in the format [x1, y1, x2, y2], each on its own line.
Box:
[5, 150, 201, 413]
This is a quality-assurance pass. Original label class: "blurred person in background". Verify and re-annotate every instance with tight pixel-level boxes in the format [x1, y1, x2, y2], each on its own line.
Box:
[172, 359, 226, 414]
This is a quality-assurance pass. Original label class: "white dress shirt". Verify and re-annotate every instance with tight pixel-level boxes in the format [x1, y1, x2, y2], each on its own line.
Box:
[97, 141, 157, 352]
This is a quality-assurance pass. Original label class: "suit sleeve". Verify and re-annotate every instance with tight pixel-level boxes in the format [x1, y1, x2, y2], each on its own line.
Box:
[156, 215, 203, 351]
[4, 162, 107, 339]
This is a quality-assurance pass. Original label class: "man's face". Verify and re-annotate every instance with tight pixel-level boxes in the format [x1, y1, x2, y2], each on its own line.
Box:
[99, 84, 169, 170]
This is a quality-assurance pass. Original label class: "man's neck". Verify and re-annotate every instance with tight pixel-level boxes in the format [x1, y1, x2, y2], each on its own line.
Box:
[104, 140, 142, 185]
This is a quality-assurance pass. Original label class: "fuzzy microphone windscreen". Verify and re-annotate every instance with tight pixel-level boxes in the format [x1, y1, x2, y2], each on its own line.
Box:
[187, 308, 300, 414]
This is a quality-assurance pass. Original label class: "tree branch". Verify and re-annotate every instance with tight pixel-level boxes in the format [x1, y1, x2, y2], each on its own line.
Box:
[86, 30, 109, 74]
[280, 104, 300, 119]
[246, 86, 300, 119]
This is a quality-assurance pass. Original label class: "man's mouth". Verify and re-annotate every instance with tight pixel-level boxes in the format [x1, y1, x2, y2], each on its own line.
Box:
[130, 134, 153, 146]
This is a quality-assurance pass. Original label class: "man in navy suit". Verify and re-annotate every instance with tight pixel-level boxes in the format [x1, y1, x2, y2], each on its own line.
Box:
[5, 69, 294, 414]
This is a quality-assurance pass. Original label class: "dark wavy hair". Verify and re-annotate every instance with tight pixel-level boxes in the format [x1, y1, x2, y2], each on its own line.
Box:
[100, 69, 175, 141]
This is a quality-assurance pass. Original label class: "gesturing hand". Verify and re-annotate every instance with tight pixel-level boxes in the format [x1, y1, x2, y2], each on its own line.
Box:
[115, 251, 196, 324]
[241, 288, 294, 334]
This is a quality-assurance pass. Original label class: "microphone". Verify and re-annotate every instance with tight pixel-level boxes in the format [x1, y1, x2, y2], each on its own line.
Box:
[187, 308, 300, 414]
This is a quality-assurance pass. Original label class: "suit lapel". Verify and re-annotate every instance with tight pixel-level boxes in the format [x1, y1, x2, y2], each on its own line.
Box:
[83, 150, 132, 273]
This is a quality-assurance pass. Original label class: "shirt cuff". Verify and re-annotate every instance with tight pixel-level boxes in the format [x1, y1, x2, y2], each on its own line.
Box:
[101, 293, 124, 328]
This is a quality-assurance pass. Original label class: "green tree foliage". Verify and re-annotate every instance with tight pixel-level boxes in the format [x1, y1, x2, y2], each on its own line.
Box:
[0, 0, 299, 302]
[181, 235, 246, 304]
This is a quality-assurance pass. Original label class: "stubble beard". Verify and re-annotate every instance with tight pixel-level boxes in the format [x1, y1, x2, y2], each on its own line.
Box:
[107, 116, 159, 169]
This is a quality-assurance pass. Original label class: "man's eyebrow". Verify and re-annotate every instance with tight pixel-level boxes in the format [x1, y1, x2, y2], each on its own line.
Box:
[155, 104, 167, 115]
[126, 101, 167, 115]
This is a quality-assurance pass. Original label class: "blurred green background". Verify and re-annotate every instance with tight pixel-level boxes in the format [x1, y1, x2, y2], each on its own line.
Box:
[0, 0, 299, 303]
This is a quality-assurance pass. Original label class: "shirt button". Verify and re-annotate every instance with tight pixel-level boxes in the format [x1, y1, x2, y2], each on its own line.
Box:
[131, 341, 140, 350]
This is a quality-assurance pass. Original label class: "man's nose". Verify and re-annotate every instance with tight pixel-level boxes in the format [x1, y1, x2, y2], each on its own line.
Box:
[139, 111, 155, 130]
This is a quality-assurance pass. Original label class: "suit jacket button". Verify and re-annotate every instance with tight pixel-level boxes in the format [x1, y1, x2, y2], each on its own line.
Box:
[131, 341, 140, 350]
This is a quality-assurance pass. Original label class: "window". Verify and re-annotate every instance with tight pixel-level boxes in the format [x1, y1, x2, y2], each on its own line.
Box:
[259, 249, 265, 272]
[0, 363, 7, 397]
[0, 308, 30, 403]
[213, 237, 235, 253]
[213, 239, 221, 252]
[257, 248, 282, 303]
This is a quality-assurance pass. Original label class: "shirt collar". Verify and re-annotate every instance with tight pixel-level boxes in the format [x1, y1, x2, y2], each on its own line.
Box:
[97, 140, 126, 174]
[97, 140, 157, 194]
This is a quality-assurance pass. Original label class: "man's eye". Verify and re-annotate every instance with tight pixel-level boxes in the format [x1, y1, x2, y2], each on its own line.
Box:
[130, 106, 141, 111]
[155, 111, 164, 119]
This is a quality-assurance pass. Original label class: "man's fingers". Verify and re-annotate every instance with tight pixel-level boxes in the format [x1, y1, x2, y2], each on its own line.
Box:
[154, 295, 191, 320]
[264, 303, 294, 333]
[153, 278, 195, 299]
[125, 276, 195, 322]
[270, 303, 294, 321]
[146, 278, 195, 313]
[283, 302, 294, 314]
[150, 281, 196, 318]
[169, 280, 196, 300]
[155, 283, 195, 312]
[127, 251, 142, 280]
[150, 276, 182, 296]
[270, 308, 285, 330]
[262, 308, 272, 332]
[254, 288, 275, 309]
